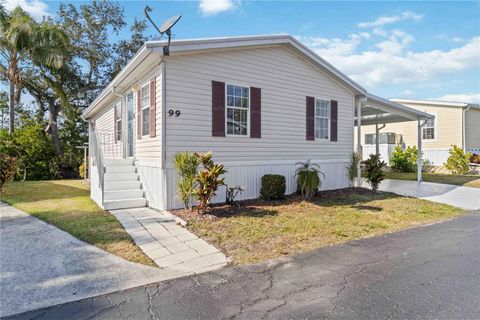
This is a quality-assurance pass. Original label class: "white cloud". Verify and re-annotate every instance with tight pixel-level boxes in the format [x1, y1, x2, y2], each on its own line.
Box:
[302, 31, 480, 88]
[199, 0, 237, 16]
[358, 11, 423, 28]
[4, 0, 51, 19]
[434, 93, 480, 104]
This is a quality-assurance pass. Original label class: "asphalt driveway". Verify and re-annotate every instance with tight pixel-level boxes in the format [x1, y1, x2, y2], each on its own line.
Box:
[8, 211, 480, 320]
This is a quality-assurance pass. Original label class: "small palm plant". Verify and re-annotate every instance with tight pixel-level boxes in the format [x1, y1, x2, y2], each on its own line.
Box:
[295, 160, 325, 199]
[172, 151, 200, 210]
[346, 151, 360, 188]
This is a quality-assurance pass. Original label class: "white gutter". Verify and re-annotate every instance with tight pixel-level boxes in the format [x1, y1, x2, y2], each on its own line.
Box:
[462, 105, 471, 150]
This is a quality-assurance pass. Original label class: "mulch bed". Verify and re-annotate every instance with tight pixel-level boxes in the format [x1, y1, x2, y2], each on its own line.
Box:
[171, 187, 379, 222]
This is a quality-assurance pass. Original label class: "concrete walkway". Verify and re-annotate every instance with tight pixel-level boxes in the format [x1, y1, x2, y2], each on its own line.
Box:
[110, 207, 228, 273]
[0, 202, 188, 318]
[361, 179, 480, 210]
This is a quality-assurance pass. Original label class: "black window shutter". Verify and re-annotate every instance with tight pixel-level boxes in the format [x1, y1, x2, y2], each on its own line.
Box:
[306, 96, 315, 140]
[212, 81, 225, 137]
[330, 100, 338, 142]
[250, 87, 261, 138]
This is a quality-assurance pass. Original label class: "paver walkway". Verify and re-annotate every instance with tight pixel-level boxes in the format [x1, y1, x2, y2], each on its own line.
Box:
[361, 179, 480, 210]
[0, 202, 188, 318]
[109, 207, 228, 273]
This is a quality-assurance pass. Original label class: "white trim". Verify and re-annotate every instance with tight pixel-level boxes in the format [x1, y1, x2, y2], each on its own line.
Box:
[390, 98, 480, 109]
[114, 102, 122, 142]
[125, 91, 136, 158]
[140, 82, 150, 137]
[225, 83, 250, 137]
[314, 98, 331, 141]
[165, 158, 349, 169]
[422, 111, 437, 142]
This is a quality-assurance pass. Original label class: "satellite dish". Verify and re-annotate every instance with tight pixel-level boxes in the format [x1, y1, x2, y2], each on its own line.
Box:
[160, 15, 181, 34]
[144, 6, 181, 56]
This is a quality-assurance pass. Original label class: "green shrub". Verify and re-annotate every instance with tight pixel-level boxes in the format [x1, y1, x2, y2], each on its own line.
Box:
[260, 174, 286, 200]
[173, 151, 200, 209]
[295, 160, 324, 199]
[362, 153, 387, 192]
[194, 152, 226, 214]
[0, 123, 58, 180]
[0, 153, 19, 192]
[444, 145, 471, 175]
[225, 185, 245, 205]
[390, 145, 418, 172]
[346, 151, 360, 187]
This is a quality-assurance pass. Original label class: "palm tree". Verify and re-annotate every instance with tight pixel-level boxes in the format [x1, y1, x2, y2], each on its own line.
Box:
[0, 7, 68, 134]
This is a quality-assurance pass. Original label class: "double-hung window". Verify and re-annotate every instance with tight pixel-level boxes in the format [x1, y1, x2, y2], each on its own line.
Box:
[141, 83, 150, 136]
[315, 99, 330, 140]
[115, 102, 122, 141]
[226, 84, 249, 136]
[422, 117, 435, 140]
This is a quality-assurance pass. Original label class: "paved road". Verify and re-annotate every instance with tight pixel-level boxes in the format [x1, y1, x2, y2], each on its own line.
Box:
[0, 202, 187, 318]
[7, 212, 480, 320]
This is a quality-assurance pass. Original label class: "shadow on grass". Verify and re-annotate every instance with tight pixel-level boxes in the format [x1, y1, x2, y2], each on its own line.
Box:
[182, 188, 403, 220]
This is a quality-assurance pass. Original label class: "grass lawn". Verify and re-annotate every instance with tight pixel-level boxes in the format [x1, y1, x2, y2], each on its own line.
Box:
[385, 172, 480, 188]
[174, 188, 464, 265]
[1, 180, 155, 267]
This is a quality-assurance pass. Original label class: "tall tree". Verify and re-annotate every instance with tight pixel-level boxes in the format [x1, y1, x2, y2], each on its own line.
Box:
[0, 7, 68, 134]
[108, 18, 150, 79]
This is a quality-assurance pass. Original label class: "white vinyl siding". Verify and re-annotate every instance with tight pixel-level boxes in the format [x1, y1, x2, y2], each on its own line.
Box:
[465, 108, 480, 151]
[92, 104, 122, 158]
[164, 45, 355, 164]
[134, 69, 162, 162]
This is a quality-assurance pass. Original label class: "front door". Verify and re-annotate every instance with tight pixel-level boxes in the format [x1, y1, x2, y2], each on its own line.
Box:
[126, 92, 135, 158]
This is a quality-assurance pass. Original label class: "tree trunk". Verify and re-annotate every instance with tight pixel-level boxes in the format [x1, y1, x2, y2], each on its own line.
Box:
[47, 100, 63, 158]
[8, 82, 14, 134]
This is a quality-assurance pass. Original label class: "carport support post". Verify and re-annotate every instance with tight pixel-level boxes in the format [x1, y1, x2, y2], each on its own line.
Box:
[417, 119, 423, 183]
[356, 98, 362, 186]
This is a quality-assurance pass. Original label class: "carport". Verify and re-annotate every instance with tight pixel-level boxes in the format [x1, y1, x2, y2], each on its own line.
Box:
[354, 93, 434, 183]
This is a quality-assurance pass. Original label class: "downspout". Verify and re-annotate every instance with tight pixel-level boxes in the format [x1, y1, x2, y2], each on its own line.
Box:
[462, 105, 471, 151]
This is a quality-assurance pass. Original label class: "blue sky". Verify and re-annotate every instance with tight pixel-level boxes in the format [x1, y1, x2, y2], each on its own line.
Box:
[6, 0, 480, 102]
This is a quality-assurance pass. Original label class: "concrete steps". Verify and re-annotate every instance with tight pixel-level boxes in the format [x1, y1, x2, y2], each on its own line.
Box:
[102, 159, 146, 210]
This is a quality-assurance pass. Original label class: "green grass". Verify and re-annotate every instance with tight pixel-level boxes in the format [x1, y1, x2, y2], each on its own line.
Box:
[180, 188, 463, 265]
[385, 172, 480, 188]
[1, 180, 155, 267]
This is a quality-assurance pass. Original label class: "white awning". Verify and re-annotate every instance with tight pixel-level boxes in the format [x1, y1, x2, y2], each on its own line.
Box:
[355, 93, 434, 126]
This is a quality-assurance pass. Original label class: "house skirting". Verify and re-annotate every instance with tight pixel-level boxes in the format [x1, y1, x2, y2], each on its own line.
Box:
[160, 160, 350, 210]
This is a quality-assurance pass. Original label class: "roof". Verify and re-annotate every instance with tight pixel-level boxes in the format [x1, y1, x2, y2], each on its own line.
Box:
[82, 34, 367, 119]
[355, 94, 434, 126]
[390, 98, 480, 110]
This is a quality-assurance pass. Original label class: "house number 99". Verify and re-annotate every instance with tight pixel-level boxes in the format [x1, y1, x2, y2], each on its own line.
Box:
[168, 109, 181, 117]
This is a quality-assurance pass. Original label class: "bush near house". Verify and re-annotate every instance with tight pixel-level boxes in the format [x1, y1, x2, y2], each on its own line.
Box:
[346, 151, 360, 187]
[194, 152, 226, 214]
[260, 174, 286, 200]
[173, 151, 200, 209]
[295, 160, 324, 199]
[362, 153, 387, 191]
[445, 145, 471, 175]
[390, 145, 418, 172]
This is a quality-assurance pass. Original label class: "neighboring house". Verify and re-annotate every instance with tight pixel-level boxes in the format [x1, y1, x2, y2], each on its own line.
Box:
[83, 35, 429, 211]
[360, 99, 480, 165]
